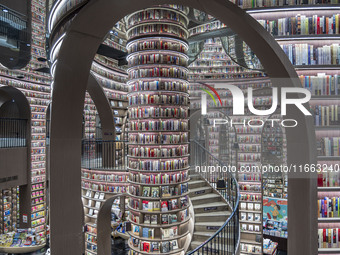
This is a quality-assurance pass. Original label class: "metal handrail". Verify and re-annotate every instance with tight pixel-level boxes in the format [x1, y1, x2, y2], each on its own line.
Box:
[0, 118, 28, 148]
[81, 139, 128, 170]
[186, 139, 240, 255]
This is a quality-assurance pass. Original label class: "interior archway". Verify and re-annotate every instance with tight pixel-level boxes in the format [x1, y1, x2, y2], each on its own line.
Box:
[50, 1, 317, 254]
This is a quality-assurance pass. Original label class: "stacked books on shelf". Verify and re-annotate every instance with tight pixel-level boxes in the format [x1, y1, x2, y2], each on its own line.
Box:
[281, 43, 340, 66]
[126, 6, 190, 255]
[258, 14, 340, 36]
[318, 137, 340, 156]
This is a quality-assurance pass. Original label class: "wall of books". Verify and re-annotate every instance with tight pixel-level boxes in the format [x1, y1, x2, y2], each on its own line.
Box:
[0, 0, 51, 250]
[126, 6, 191, 255]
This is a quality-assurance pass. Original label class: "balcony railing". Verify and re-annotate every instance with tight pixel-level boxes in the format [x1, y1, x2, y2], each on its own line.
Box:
[0, 118, 27, 148]
[81, 139, 127, 170]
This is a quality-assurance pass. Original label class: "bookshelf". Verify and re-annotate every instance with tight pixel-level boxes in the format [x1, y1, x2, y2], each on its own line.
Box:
[237, 117, 264, 254]
[126, 6, 191, 255]
[81, 168, 129, 255]
[0, 0, 51, 248]
[27, 0, 50, 242]
[239, 3, 340, 254]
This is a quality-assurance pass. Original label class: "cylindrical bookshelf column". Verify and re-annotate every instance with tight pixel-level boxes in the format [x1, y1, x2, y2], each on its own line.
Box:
[126, 5, 191, 255]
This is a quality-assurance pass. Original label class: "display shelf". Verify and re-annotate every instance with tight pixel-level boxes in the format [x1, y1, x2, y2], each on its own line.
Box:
[318, 187, 340, 192]
[318, 218, 340, 222]
[241, 230, 262, 235]
[128, 204, 190, 214]
[129, 241, 184, 255]
[127, 179, 190, 187]
[245, 5, 340, 14]
[129, 230, 189, 242]
[318, 248, 340, 253]
[318, 156, 340, 161]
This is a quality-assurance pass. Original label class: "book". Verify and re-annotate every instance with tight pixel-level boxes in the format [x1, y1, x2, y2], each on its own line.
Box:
[132, 225, 140, 235]
[171, 226, 178, 237]
[248, 213, 254, 222]
[161, 201, 169, 212]
[170, 214, 177, 223]
[151, 215, 158, 225]
[241, 213, 246, 221]
[162, 228, 170, 239]
[131, 238, 139, 247]
[162, 214, 169, 224]
[151, 242, 159, 252]
[95, 201, 101, 209]
[171, 199, 179, 209]
[99, 193, 105, 200]
[85, 190, 91, 197]
[142, 228, 149, 238]
[180, 197, 188, 208]
[181, 183, 188, 194]
[142, 241, 150, 252]
[162, 186, 170, 197]
[148, 202, 154, 212]
[143, 187, 150, 197]
[154, 201, 160, 211]
[162, 241, 170, 253]
[143, 200, 149, 211]
[172, 240, 179, 250]
[151, 187, 159, 198]
[248, 225, 254, 231]
[179, 210, 187, 221]
[144, 215, 151, 224]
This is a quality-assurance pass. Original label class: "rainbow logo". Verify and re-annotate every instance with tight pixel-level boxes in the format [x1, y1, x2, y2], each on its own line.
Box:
[199, 83, 222, 106]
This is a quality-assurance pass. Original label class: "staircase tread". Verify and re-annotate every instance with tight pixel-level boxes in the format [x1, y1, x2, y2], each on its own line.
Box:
[190, 193, 221, 201]
[189, 186, 212, 192]
[188, 180, 207, 184]
[194, 231, 220, 236]
[195, 211, 231, 217]
[195, 221, 226, 226]
[190, 240, 234, 250]
[193, 202, 228, 209]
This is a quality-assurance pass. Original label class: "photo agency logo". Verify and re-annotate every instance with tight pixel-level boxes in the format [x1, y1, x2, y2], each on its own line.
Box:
[200, 83, 312, 128]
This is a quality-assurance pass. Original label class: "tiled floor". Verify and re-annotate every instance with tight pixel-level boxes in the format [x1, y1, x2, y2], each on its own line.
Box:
[0, 238, 129, 255]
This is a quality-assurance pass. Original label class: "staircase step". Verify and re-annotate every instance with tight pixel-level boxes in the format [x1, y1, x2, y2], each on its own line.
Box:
[189, 174, 202, 181]
[189, 186, 213, 197]
[188, 180, 207, 189]
[193, 202, 229, 214]
[191, 193, 221, 205]
[193, 231, 235, 242]
[195, 211, 231, 222]
[195, 221, 226, 231]
[190, 241, 234, 254]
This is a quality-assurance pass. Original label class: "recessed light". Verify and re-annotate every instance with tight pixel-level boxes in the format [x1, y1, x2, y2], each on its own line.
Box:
[110, 31, 114, 34]
[2, 9, 8, 13]
[27, 44, 31, 47]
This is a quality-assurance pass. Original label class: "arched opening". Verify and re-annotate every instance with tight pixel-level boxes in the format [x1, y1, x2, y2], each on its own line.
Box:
[49, 1, 317, 254]
[0, 86, 32, 237]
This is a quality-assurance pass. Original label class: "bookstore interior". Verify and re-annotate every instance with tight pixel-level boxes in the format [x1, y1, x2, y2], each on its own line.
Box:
[0, 0, 339, 254]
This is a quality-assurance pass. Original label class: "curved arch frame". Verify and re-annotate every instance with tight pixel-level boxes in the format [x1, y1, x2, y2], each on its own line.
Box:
[0, 86, 32, 228]
[87, 73, 115, 141]
[50, 0, 317, 254]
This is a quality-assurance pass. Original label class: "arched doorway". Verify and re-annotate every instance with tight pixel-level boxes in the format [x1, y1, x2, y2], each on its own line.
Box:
[49, 1, 317, 254]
